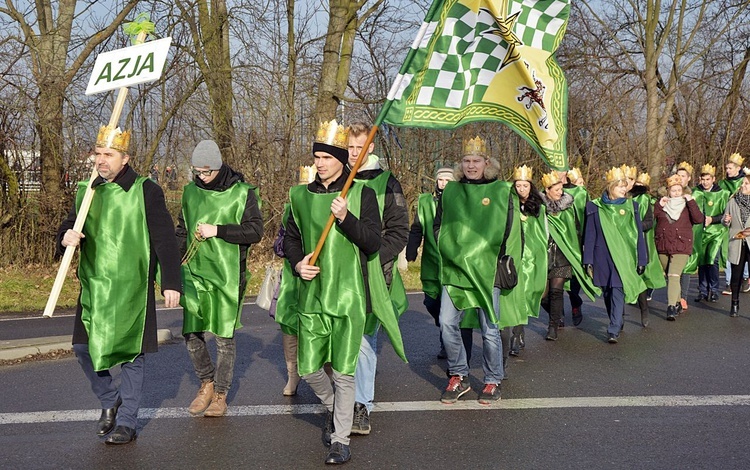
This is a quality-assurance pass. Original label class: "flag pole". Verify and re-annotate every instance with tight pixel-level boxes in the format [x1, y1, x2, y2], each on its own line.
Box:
[43, 30, 149, 318]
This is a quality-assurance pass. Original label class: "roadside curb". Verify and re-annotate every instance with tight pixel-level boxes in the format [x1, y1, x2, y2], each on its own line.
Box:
[0, 329, 174, 361]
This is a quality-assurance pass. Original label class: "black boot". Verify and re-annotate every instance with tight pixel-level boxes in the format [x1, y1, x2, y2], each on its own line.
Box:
[509, 334, 520, 356]
[666, 305, 677, 321]
[545, 326, 558, 341]
[730, 300, 739, 318]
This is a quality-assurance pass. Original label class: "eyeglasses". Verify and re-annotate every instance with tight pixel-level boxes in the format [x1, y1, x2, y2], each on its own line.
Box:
[191, 168, 214, 176]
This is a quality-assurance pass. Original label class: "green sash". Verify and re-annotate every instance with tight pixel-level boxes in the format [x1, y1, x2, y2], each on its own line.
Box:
[439, 180, 510, 324]
[76, 178, 150, 371]
[693, 187, 729, 266]
[180, 181, 251, 338]
[564, 185, 589, 231]
[416, 193, 441, 299]
[633, 193, 666, 289]
[290, 184, 406, 376]
[355, 171, 409, 327]
[275, 203, 299, 336]
[547, 204, 601, 300]
[592, 199, 647, 303]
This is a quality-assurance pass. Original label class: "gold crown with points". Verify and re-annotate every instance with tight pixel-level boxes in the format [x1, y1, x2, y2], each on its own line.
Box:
[666, 174, 682, 188]
[567, 167, 582, 182]
[513, 165, 533, 182]
[314, 120, 349, 150]
[96, 125, 131, 153]
[700, 164, 716, 176]
[677, 161, 694, 175]
[299, 165, 317, 184]
[540, 170, 562, 189]
[729, 152, 744, 166]
[636, 172, 651, 186]
[620, 164, 637, 179]
[605, 166, 627, 183]
[463, 136, 487, 156]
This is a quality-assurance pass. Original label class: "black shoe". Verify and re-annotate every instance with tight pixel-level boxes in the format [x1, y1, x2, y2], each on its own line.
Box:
[694, 295, 707, 302]
[646, 289, 654, 301]
[509, 334, 520, 357]
[351, 402, 370, 435]
[558, 318, 565, 328]
[96, 397, 121, 436]
[709, 292, 719, 303]
[518, 331, 525, 349]
[545, 326, 558, 341]
[325, 441, 351, 465]
[666, 305, 676, 321]
[675, 302, 683, 315]
[572, 307, 583, 326]
[730, 301, 739, 317]
[441, 375, 471, 404]
[104, 425, 136, 445]
[641, 309, 650, 328]
[323, 410, 334, 447]
[607, 333, 619, 344]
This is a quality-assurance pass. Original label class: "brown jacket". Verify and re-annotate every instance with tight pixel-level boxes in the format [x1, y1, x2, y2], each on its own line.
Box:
[653, 198, 704, 255]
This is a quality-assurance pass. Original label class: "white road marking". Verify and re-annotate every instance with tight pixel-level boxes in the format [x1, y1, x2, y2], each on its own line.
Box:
[2, 395, 750, 425]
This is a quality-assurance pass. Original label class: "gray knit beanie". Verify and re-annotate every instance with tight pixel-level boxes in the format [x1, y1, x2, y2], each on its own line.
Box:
[191, 140, 223, 170]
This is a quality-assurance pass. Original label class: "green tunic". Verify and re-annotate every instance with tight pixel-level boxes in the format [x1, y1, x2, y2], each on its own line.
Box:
[354, 171, 408, 335]
[547, 203, 601, 300]
[180, 181, 251, 338]
[633, 193, 666, 289]
[76, 178, 150, 371]
[719, 177, 743, 195]
[692, 186, 729, 266]
[439, 180, 511, 324]
[275, 203, 299, 336]
[517, 206, 549, 321]
[416, 193, 441, 299]
[592, 199, 647, 304]
[289, 184, 406, 376]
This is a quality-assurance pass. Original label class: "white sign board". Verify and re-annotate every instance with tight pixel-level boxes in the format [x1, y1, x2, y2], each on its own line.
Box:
[85, 37, 172, 95]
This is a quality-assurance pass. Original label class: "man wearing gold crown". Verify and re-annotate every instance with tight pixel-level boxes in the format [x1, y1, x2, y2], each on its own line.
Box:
[56, 126, 182, 444]
[691, 164, 729, 303]
[284, 120, 405, 464]
[719, 153, 750, 294]
[433, 135, 517, 405]
[346, 121, 409, 436]
[175, 140, 264, 417]
[583, 167, 647, 342]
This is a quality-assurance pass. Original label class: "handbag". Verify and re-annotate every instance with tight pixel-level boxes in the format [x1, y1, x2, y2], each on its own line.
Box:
[257, 266, 280, 310]
[497, 254, 518, 289]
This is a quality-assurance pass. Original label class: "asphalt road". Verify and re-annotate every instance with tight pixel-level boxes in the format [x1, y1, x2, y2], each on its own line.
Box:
[2, 290, 750, 469]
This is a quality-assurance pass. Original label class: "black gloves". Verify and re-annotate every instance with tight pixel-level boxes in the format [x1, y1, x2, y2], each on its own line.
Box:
[637, 265, 645, 275]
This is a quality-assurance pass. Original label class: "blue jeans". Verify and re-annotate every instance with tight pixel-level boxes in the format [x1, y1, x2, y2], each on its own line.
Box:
[602, 287, 625, 336]
[354, 328, 378, 412]
[698, 255, 720, 297]
[73, 343, 144, 430]
[439, 286, 503, 383]
[725, 260, 749, 286]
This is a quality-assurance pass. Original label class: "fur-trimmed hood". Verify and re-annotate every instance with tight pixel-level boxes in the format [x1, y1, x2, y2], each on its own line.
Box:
[453, 157, 501, 181]
[540, 191, 574, 214]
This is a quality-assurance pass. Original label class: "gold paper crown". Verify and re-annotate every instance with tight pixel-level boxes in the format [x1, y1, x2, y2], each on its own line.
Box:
[729, 152, 744, 166]
[605, 167, 627, 183]
[96, 125, 131, 153]
[666, 174, 682, 187]
[620, 164, 637, 179]
[540, 170, 562, 189]
[299, 165, 317, 184]
[513, 165, 533, 182]
[567, 168, 582, 182]
[636, 172, 651, 186]
[314, 120, 349, 150]
[463, 136, 487, 156]
[677, 161, 694, 175]
[700, 164, 716, 176]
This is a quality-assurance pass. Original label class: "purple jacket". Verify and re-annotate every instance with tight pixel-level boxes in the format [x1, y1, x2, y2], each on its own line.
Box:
[653, 198, 704, 255]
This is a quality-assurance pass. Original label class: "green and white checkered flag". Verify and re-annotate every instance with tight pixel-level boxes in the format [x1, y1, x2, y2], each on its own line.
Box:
[376, 0, 570, 170]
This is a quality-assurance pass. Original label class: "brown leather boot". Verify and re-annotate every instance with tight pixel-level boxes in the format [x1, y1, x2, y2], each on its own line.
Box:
[204, 392, 227, 417]
[282, 333, 300, 396]
[188, 380, 214, 416]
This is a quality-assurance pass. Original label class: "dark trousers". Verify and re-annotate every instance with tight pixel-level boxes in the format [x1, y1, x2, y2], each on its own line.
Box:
[73, 343, 144, 430]
[698, 257, 720, 297]
[568, 276, 583, 309]
[541, 281, 565, 327]
[730, 244, 750, 302]
[603, 287, 625, 336]
[425, 293, 473, 362]
[185, 332, 236, 394]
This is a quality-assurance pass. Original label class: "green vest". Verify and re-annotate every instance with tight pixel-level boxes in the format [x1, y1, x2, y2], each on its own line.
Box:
[439, 180, 510, 324]
[693, 186, 730, 266]
[416, 193, 441, 299]
[275, 203, 299, 336]
[180, 181, 252, 338]
[547, 203, 601, 300]
[354, 171, 408, 335]
[633, 193, 666, 289]
[76, 178, 150, 371]
[289, 183, 406, 375]
[592, 198, 647, 303]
